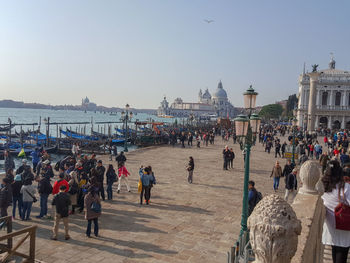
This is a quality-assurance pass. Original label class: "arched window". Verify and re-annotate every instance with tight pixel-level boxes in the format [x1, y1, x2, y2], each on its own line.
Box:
[322, 92, 328, 105]
[335, 92, 341, 106]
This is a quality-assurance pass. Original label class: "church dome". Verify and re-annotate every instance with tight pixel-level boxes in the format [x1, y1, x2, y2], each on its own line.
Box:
[213, 81, 227, 98]
[202, 89, 211, 99]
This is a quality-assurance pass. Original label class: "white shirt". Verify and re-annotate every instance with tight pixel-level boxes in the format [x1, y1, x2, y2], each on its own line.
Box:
[321, 182, 350, 247]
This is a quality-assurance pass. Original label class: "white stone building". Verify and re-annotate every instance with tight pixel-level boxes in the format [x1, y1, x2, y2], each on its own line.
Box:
[158, 81, 236, 118]
[296, 57, 350, 130]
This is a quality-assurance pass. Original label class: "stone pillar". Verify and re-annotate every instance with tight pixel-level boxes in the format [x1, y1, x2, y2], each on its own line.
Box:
[298, 161, 320, 194]
[307, 73, 319, 131]
[329, 90, 334, 107]
[315, 115, 319, 128]
[248, 195, 301, 263]
[316, 89, 320, 108]
[342, 115, 345, 129]
[328, 115, 333, 129]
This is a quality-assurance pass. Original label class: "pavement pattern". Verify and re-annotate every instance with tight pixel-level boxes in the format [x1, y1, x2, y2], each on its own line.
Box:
[3, 137, 295, 263]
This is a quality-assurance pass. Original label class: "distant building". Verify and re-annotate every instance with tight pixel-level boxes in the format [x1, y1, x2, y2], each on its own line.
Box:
[158, 81, 236, 118]
[81, 97, 97, 111]
[296, 56, 350, 130]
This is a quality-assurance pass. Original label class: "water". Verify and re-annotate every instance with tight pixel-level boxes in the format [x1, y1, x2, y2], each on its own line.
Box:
[0, 107, 178, 172]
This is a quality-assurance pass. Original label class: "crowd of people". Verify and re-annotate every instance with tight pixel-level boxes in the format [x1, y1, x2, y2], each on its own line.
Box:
[0, 147, 158, 240]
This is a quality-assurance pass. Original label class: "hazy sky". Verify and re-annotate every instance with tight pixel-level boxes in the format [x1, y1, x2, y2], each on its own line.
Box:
[1, 1, 350, 109]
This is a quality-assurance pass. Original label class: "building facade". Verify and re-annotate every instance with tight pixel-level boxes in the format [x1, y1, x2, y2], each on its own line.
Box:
[158, 81, 235, 118]
[296, 57, 350, 130]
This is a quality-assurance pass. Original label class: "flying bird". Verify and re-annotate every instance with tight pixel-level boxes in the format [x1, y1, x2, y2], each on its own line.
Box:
[204, 19, 214, 23]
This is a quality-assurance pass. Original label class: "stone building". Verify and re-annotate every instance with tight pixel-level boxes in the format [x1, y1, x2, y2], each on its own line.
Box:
[296, 56, 350, 130]
[158, 81, 236, 118]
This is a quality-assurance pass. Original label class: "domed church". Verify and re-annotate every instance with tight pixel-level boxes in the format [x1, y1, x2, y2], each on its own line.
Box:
[158, 81, 236, 118]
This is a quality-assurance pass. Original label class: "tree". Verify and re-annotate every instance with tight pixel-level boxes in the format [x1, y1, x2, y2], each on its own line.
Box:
[286, 94, 298, 117]
[258, 104, 284, 121]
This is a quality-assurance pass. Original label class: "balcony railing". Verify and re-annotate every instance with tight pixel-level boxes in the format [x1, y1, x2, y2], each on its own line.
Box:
[316, 105, 350, 110]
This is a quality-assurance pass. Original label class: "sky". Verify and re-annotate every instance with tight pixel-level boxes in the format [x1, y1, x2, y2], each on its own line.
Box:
[1, 1, 350, 109]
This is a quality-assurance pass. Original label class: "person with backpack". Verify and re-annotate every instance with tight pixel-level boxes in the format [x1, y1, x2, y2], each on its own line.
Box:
[106, 164, 117, 200]
[68, 171, 79, 215]
[84, 186, 101, 237]
[248, 180, 262, 216]
[36, 173, 53, 219]
[51, 185, 71, 240]
[20, 178, 36, 221]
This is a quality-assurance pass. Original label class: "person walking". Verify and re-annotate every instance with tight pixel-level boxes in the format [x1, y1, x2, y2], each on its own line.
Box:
[51, 185, 71, 240]
[248, 181, 262, 216]
[117, 164, 131, 193]
[187, 157, 194, 184]
[106, 164, 117, 200]
[284, 168, 298, 203]
[270, 161, 282, 191]
[321, 160, 350, 263]
[320, 152, 330, 175]
[0, 178, 12, 217]
[139, 166, 153, 205]
[116, 151, 126, 167]
[229, 148, 235, 169]
[84, 186, 101, 237]
[37, 173, 53, 219]
[282, 159, 295, 178]
[20, 178, 36, 220]
[275, 141, 281, 158]
[12, 175, 23, 219]
[96, 160, 106, 201]
[223, 146, 230, 170]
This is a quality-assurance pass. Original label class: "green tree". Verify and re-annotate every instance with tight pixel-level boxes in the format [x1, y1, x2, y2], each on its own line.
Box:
[258, 104, 284, 121]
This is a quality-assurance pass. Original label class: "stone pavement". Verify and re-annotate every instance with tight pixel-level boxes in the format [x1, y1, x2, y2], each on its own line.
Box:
[4, 137, 290, 263]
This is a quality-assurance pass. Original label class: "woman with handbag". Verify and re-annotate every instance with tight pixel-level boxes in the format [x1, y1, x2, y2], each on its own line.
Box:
[20, 178, 37, 221]
[84, 186, 101, 237]
[321, 160, 350, 263]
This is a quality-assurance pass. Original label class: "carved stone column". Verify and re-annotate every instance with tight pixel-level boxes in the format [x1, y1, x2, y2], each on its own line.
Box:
[307, 73, 319, 131]
[298, 161, 320, 194]
[248, 194, 302, 263]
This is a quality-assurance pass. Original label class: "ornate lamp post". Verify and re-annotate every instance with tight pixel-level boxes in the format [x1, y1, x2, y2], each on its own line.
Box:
[232, 85, 260, 262]
[120, 104, 133, 152]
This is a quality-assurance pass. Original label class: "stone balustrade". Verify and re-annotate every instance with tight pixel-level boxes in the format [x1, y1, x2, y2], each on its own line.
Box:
[248, 160, 325, 263]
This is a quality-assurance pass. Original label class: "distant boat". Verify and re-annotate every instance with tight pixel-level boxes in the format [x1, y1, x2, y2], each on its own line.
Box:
[158, 114, 174, 119]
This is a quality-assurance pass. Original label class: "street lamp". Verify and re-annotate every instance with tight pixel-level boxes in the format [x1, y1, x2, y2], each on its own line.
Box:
[291, 117, 298, 165]
[120, 104, 133, 152]
[232, 85, 260, 263]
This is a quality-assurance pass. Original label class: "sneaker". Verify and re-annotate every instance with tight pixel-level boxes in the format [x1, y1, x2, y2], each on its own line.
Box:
[36, 215, 42, 219]
[65, 236, 70, 240]
[51, 237, 57, 241]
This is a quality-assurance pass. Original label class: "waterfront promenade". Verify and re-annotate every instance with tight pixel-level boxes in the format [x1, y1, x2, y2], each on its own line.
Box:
[6, 138, 284, 263]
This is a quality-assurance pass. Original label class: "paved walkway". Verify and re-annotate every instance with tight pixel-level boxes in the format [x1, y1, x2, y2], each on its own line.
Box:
[4, 137, 290, 263]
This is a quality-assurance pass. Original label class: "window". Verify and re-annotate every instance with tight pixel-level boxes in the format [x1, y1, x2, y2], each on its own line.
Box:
[322, 92, 328, 106]
[335, 92, 341, 106]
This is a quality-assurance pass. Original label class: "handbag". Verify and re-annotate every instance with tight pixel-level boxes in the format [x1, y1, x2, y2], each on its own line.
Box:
[91, 201, 101, 213]
[25, 189, 37, 203]
[334, 187, 350, 231]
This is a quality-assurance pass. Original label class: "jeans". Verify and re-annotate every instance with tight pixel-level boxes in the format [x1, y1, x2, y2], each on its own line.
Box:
[332, 245, 349, 263]
[22, 201, 33, 220]
[39, 194, 49, 217]
[107, 182, 114, 200]
[273, 177, 280, 190]
[12, 195, 23, 218]
[140, 185, 150, 204]
[98, 185, 105, 201]
[86, 218, 99, 237]
[188, 170, 193, 184]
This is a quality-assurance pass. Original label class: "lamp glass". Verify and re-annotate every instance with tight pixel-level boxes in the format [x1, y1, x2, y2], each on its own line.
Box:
[234, 115, 249, 136]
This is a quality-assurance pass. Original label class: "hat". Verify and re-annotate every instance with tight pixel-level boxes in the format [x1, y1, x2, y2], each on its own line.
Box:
[14, 175, 22, 181]
[292, 168, 298, 173]
[97, 160, 102, 164]
[22, 159, 27, 163]
[43, 160, 50, 165]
